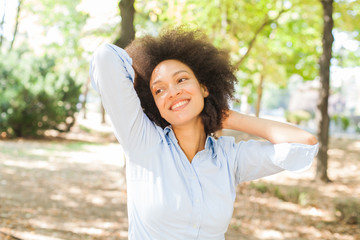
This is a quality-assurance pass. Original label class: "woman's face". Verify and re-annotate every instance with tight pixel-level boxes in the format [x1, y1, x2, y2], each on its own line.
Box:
[150, 59, 209, 128]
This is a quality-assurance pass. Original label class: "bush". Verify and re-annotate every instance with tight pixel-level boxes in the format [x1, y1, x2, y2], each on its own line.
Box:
[0, 51, 82, 138]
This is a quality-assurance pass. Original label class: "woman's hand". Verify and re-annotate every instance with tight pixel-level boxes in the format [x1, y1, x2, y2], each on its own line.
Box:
[222, 110, 317, 145]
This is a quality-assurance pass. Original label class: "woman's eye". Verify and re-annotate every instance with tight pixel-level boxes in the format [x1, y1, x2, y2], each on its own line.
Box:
[178, 78, 187, 83]
[155, 89, 163, 95]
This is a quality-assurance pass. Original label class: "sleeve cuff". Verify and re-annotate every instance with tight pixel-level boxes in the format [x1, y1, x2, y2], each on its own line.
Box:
[272, 142, 319, 172]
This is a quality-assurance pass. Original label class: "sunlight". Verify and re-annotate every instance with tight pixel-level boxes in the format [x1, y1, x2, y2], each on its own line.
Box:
[30, 149, 48, 155]
[328, 148, 346, 157]
[248, 195, 333, 221]
[85, 194, 107, 206]
[300, 207, 333, 221]
[296, 226, 355, 240]
[28, 218, 124, 237]
[7, 231, 64, 240]
[50, 193, 80, 208]
[296, 226, 323, 238]
[28, 219, 56, 230]
[254, 229, 284, 239]
[71, 227, 104, 235]
[349, 140, 360, 151]
[68, 186, 82, 195]
[3, 160, 59, 171]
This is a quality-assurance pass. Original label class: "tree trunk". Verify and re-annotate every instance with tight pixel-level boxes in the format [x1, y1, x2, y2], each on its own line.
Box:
[101, 105, 106, 124]
[315, 0, 334, 183]
[114, 0, 135, 48]
[81, 77, 90, 119]
[9, 0, 22, 51]
[255, 74, 264, 117]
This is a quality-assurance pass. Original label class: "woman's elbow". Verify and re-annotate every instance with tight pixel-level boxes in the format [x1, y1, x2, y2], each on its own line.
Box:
[306, 134, 318, 145]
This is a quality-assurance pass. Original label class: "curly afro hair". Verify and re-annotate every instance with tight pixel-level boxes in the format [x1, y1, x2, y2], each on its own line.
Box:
[125, 27, 236, 136]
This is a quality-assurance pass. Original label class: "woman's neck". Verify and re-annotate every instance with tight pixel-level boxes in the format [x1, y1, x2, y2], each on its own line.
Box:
[172, 119, 207, 163]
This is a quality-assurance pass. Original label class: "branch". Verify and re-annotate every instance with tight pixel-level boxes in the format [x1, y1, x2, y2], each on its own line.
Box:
[9, 0, 22, 52]
[0, 0, 6, 48]
[234, 8, 288, 69]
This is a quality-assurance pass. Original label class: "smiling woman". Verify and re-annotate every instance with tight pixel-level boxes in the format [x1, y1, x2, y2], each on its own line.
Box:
[150, 59, 209, 130]
[126, 27, 236, 135]
[89, 26, 319, 240]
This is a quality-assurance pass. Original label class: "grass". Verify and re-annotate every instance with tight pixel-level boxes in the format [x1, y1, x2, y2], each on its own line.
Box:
[250, 181, 315, 206]
[0, 140, 101, 161]
[334, 197, 360, 225]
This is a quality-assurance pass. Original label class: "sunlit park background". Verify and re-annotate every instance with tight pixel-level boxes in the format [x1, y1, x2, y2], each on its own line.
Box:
[0, 0, 360, 239]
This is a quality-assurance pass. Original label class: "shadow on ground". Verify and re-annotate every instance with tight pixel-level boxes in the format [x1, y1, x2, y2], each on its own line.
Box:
[0, 130, 359, 240]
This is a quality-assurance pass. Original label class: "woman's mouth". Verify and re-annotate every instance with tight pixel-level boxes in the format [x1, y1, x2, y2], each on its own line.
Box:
[170, 99, 189, 111]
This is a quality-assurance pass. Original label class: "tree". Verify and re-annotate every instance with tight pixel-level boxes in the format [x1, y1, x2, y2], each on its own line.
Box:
[315, 0, 334, 182]
[0, 0, 90, 138]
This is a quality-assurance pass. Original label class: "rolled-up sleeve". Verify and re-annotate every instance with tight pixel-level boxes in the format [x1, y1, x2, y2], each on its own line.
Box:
[233, 140, 319, 184]
[89, 43, 159, 152]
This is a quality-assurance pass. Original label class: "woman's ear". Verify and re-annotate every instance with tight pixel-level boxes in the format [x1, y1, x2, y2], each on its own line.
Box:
[201, 85, 209, 98]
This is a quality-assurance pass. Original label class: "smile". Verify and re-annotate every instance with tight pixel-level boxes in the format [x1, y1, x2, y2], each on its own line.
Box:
[170, 99, 189, 111]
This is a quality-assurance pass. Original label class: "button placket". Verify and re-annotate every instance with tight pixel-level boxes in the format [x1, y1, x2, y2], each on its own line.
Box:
[189, 164, 203, 236]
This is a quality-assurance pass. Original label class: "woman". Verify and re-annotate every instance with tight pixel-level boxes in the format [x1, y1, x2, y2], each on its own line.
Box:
[90, 27, 318, 240]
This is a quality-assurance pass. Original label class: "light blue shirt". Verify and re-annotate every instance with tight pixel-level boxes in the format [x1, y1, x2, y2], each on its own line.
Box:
[90, 43, 319, 240]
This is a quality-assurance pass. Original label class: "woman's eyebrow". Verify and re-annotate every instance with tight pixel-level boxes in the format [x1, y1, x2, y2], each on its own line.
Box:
[151, 80, 163, 89]
[151, 70, 189, 89]
[172, 70, 189, 77]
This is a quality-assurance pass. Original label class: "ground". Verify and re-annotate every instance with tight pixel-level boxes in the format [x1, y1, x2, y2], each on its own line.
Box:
[0, 119, 359, 240]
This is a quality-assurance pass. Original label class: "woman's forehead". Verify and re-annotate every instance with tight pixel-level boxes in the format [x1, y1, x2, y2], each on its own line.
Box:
[150, 59, 194, 83]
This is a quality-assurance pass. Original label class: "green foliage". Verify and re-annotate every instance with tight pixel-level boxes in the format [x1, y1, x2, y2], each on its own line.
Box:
[250, 181, 269, 194]
[0, 50, 81, 138]
[331, 114, 351, 131]
[285, 110, 312, 124]
[140, 0, 359, 115]
[334, 197, 360, 225]
[0, 0, 91, 138]
[356, 122, 360, 133]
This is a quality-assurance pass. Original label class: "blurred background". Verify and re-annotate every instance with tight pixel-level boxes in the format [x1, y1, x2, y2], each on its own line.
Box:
[0, 0, 359, 239]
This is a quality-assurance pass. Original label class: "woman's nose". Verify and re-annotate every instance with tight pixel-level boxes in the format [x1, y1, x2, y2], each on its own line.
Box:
[168, 84, 182, 98]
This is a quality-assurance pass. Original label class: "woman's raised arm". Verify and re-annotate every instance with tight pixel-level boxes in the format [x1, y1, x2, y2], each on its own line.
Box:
[222, 110, 318, 145]
[90, 43, 160, 152]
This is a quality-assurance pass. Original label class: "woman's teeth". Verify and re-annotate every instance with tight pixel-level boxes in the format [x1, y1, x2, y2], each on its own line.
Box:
[171, 100, 189, 110]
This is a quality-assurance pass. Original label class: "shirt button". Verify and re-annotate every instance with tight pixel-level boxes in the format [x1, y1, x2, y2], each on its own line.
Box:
[196, 199, 200, 203]
[193, 224, 197, 228]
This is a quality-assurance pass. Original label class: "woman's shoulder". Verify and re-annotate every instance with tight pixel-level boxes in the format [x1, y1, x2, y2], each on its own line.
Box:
[213, 135, 238, 154]
[215, 135, 263, 153]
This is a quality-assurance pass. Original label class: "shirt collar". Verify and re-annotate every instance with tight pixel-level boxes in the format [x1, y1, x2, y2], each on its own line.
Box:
[164, 126, 217, 158]
[164, 126, 177, 144]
